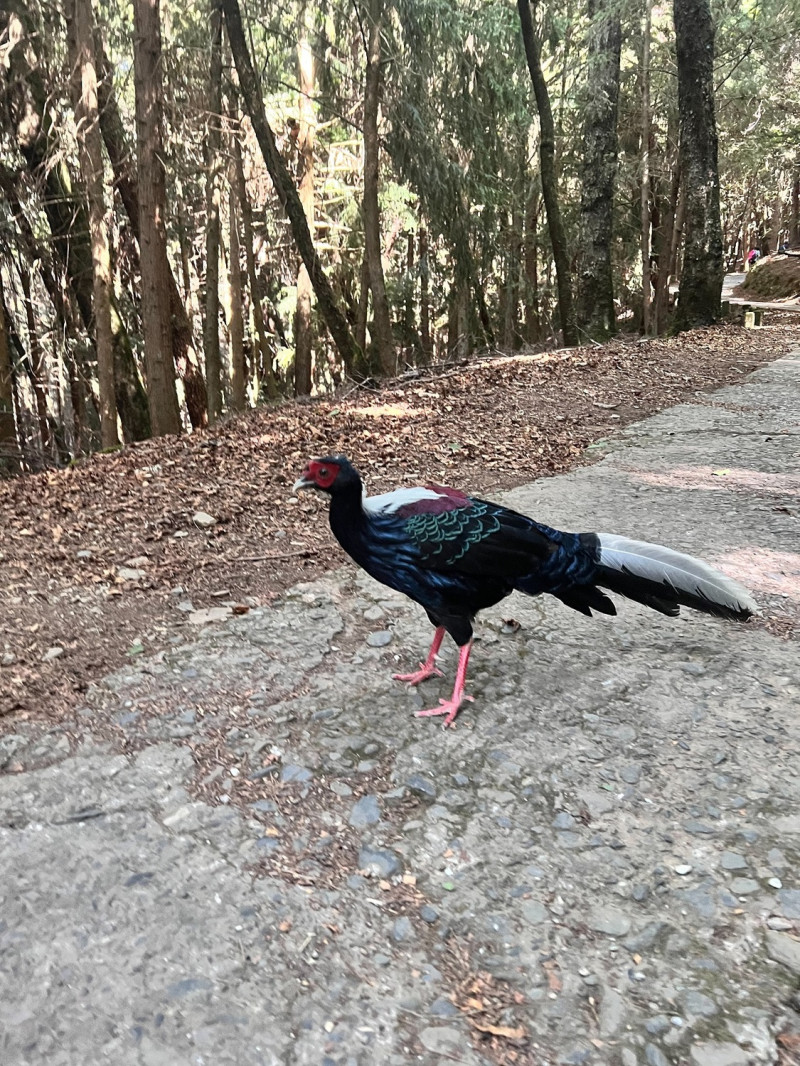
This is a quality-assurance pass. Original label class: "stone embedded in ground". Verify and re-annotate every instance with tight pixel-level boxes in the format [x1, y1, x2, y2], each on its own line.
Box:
[588, 908, 632, 937]
[348, 795, 381, 828]
[358, 845, 401, 878]
[192, 512, 217, 528]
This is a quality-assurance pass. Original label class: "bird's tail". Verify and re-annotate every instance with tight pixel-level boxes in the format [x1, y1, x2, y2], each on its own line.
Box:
[592, 533, 757, 620]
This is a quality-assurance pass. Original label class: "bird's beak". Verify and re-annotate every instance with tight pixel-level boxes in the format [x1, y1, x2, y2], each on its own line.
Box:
[293, 472, 314, 492]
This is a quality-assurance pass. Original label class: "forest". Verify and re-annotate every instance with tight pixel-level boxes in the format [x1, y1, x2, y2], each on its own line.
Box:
[1, 0, 799, 472]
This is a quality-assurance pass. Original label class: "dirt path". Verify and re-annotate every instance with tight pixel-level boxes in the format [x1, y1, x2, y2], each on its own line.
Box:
[1, 350, 799, 1066]
[2, 321, 799, 728]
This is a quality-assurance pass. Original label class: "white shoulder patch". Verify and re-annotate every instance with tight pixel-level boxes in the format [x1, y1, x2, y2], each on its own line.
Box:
[363, 486, 444, 515]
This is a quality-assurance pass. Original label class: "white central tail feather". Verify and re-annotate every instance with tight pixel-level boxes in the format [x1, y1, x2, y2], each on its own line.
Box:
[597, 533, 758, 616]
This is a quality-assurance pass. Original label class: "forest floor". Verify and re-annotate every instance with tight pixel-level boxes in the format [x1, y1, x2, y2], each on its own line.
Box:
[2, 315, 800, 730]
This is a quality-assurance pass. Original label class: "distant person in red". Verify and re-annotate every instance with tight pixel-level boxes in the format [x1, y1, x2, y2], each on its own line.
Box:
[747, 248, 760, 268]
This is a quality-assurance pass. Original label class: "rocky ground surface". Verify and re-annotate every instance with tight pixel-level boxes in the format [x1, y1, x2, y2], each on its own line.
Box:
[2, 354, 800, 1066]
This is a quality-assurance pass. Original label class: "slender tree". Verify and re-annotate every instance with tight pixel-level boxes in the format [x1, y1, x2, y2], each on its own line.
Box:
[132, 0, 181, 435]
[576, 0, 621, 339]
[640, 0, 653, 334]
[228, 181, 246, 409]
[93, 32, 208, 428]
[517, 0, 577, 347]
[204, 0, 224, 422]
[295, 8, 315, 396]
[362, 0, 395, 374]
[221, 0, 361, 371]
[673, 0, 723, 329]
[69, 0, 118, 447]
[232, 131, 280, 399]
[0, 279, 19, 474]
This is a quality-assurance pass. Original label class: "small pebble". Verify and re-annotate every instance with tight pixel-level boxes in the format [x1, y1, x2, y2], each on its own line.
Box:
[674, 865, 692, 876]
[768, 877, 783, 889]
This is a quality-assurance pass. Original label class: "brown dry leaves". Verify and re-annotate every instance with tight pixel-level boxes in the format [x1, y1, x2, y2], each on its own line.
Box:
[1, 319, 799, 726]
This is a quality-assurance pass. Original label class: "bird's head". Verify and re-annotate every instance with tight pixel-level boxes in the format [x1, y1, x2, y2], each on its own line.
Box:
[293, 455, 360, 495]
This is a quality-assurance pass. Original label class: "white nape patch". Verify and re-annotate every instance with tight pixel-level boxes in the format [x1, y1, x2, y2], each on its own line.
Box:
[597, 533, 758, 613]
[363, 486, 444, 515]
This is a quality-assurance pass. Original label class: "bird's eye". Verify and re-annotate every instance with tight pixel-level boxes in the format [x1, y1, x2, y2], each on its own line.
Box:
[319, 467, 328, 478]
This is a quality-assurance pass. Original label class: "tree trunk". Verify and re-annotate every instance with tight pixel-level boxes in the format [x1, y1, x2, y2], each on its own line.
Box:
[95, 29, 208, 428]
[18, 266, 51, 453]
[6, 7, 150, 442]
[355, 256, 370, 362]
[792, 157, 799, 247]
[132, 0, 182, 436]
[221, 0, 361, 371]
[524, 184, 541, 343]
[640, 0, 652, 335]
[295, 13, 315, 396]
[517, 0, 577, 347]
[362, 0, 395, 375]
[228, 182, 246, 410]
[232, 132, 280, 399]
[0, 278, 20, 475]
[673, 0, 723, 330]
[576, 0, 620, 340]
[203, 0, 223, 422]
[419, 226, 432, 361]
[770, 189, 782, 252]
[69, 0, 118, 447]
[654, 147, 680, 333]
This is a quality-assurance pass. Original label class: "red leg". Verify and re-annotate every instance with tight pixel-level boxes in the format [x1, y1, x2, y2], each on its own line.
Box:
[415, 641, 474, 728]
[392, 626, 446, 685]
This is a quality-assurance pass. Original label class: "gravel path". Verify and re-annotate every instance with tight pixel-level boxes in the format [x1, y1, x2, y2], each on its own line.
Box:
[2, 354, 799, 1066]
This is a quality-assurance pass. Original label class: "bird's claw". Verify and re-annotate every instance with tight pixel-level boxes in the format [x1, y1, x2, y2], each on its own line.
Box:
[414, 693, 473, 728]
[392, 663, 444, 686]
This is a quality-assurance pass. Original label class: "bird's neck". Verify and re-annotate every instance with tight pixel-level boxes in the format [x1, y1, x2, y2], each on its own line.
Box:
[329, 482, 370, 564]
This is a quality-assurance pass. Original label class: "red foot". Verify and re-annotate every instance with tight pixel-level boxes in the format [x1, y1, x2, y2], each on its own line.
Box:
[392, 662, 444, 685]
[414, 693, 474, 728]
[392, 625, 446, 687]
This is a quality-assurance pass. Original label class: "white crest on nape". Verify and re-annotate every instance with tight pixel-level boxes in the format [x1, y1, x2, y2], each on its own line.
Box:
[363, 486, 444, 515]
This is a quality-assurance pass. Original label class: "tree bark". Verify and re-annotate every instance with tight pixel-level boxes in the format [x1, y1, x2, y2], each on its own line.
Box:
[132, 0, 182, 435]
[640, 0, 652, 335]
[18, 266, 51, 453]
[232, 132, 280, 399]
[517, 0, 577, 347]
[228, 182, 246, 410]
[0, 278, 20, 475]
[770, 189, 782, 252]
[673, 0, 723, 330]
[221, 0, 361, 371]
[295, 13, 315, 396]
[576, 0, 620, 340]
[418, 227, 433, 361]
[69, 0, 118, 447]
[524, 184, 541, 343]
[362, 0, 395, 375]
[94, 30, 207, 428]
[654, 146, 680, 333]
[792, 157, 799, 247]
[202, 0, 224, 422]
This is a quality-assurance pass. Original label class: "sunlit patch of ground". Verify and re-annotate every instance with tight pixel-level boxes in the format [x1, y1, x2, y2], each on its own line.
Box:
[630, 465, 800, 497]
[719, 546, 800, 601]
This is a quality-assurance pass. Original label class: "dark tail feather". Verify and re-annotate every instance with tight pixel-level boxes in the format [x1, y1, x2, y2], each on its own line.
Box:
[593, 533, 757, 621]
[554, 586, 618, 617]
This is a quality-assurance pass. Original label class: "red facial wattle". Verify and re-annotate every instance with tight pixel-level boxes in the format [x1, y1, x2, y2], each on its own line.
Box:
[308, 460, 339, 489]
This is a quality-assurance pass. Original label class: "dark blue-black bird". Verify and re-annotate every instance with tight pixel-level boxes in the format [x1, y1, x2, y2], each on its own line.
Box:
[294, 455, 756, 727]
